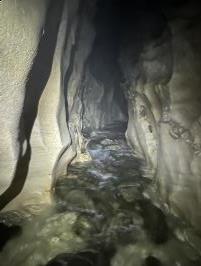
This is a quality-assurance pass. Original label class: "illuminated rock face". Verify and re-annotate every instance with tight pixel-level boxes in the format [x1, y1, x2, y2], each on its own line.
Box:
[157, 18, 201, 229]
[0, 0, 96, 211]
[0, 0, 127, 212]
[0, 0, 50, 210]
[119, 1, 201, 229]
[1, 0, 201, 232]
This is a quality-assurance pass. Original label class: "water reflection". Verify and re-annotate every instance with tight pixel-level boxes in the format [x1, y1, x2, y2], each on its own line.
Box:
[0, 127, 201, 266]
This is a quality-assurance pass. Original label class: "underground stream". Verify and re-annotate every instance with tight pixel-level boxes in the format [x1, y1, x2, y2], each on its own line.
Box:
[0, 124, 201, 266]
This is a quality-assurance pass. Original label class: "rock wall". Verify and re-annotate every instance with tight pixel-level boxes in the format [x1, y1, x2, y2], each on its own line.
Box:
[1, 0, 201, 233]
[0, 0, 96, 212]
[82, 0, 128, 132]
[158, 11, 201, 229]
[82, 67, 127, 132]
[120, 1, 201, 229]
[0, 0, 50, 210]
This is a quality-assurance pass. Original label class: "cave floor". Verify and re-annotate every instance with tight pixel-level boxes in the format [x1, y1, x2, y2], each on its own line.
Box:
[0, 125, 201, 265]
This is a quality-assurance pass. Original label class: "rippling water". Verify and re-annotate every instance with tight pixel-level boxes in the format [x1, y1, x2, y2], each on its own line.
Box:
[0, 126, 201, 266]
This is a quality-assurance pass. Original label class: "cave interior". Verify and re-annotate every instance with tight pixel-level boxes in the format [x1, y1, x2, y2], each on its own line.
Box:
[0, 0, 201, 265]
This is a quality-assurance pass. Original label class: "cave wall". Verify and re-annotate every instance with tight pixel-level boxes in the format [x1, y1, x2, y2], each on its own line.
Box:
[82, 0, 128, 132]
[1, 0, 201, 232]
[119, 1, 201, 229]
[82, 66, 127, 132]
[158, 14, 201, 229]
[0, 0, 50, 211]
[0, 0, 96, 212]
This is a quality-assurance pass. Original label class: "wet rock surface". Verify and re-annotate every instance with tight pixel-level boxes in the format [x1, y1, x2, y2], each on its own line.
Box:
[0, 126, 201, 266]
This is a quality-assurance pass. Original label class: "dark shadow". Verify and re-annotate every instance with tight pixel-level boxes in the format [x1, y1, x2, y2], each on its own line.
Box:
[0, 223, 22, 252]
[86, 0, 129, 128]
[0, 0, 64, 210]
[46, 250, 113, 266]
[137, 199, 169, 244]
[63, 1, 85, 125]
[143, 256, 162, 266]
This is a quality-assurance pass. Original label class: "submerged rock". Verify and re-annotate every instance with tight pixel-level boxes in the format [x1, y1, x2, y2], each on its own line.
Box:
[0, 212, 87, 266]
[46, 250, 112, 266]
[1, 131, 201, 266]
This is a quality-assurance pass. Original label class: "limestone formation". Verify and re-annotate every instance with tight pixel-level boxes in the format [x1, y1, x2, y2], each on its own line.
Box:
[1, 0, 201, 237]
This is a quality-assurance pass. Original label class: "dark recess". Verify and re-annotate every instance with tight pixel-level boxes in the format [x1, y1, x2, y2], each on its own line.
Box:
[0, 223, 22, 252]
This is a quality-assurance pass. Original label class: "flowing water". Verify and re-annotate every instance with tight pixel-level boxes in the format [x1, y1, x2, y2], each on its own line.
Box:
[0, 125, 201, 266]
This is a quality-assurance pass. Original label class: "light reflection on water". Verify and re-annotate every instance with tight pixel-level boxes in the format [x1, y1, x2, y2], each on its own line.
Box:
[0, 128, 201, 266]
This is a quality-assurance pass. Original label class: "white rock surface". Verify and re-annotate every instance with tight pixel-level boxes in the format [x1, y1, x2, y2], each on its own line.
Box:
[0, 0, 95, 212]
